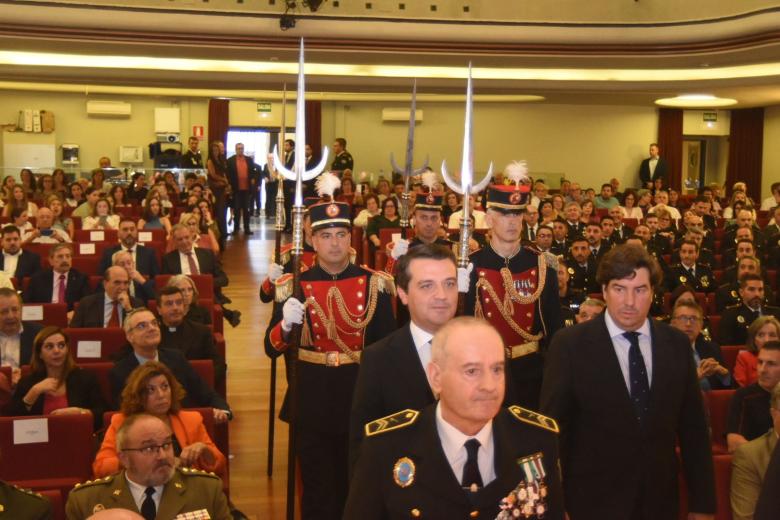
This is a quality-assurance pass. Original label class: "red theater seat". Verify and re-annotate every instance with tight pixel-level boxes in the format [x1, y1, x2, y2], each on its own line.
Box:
[39, 488, 65, 520]
[709, 315, 722, 343]
[64, 328, 129, 363]
[22, 303, 68, 328]
[155, 274, 214, 298]
[73, 229, 118, 243]
[71, 256, 100, 276]
[706, 389, 735, 455]
[720, 346, 742, 373]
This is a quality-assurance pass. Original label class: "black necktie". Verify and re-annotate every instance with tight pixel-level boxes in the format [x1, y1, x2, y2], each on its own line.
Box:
[623, 331, 650, 425]
[461, 438, 483, 490]
[141, 487, 156, 520]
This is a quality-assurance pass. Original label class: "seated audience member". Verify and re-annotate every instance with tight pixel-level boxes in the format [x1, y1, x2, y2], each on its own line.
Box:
[648, 190, 682, 221]
[727, 341, 780, 452]
[69, 266, 143, 328]
[126, 172, 149, 202]
[0, 224, 40, 281]
[195, 199, 221, 243]
[9, 326, 105, 428]
[98, 217, 160, 277]
[666, 239, 715, 294]
[157, 286, 225, 387]
[137, 194, 172, 236]
[21, 207, 71, 244]
[720, 275, 780, 346]
[575, 298, 605, 323]
[23, 243, 90, 311]
[731, 381, 780, 520]
[0, 288, 43, 387]
[71, 186, 101, 218]
[620, 189, 644, 220]
[180, 211, 220, 255]
[166, 275, 212, 326]
[353, 193, 380, 229]
[3, 184, 38, 218]
[65, 181, 85, 208]
[566, 235, 600, 294]
[735, 317, 780, 388]
[670, 301, 731, 391]
[447, 194, 487, 230]
[109, 308, 231, 420]
[365, 198, 400, 249]
[594, 182, 619, 209]
[112, 250, 155, 303]
[67, 414, 230, 519]
[10, 208, 33, 236]
[717, 256, 763, 312]
[82, 197, 120, 230]
[46, 194, 75, 240]
[93, 361, 226, 479]
[108, 184, 129, 209]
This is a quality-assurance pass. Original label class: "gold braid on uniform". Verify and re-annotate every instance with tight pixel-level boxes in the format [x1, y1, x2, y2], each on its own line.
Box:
[475, 254, 546, 342]
[302, 272, 393, 363]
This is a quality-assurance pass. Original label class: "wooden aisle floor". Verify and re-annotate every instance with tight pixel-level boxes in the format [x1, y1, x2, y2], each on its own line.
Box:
[221, 217, 291, 519]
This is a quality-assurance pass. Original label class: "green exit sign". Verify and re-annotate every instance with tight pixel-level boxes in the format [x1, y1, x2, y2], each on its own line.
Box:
[257, 102, 272, 113]
[703, 112, 717, 122]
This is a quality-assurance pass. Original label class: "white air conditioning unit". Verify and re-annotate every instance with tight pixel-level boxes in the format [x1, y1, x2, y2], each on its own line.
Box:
[382, 108, 423, 123]
[86, 100, 132, 118]
[156, 133, 180, 143]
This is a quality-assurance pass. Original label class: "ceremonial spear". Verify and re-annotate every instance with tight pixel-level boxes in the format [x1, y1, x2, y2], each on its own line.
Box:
[390, 80, 428, 239]
[271, 38, 329, 520]
[266, 82, 287, 478]
[441, 64, 493, 313]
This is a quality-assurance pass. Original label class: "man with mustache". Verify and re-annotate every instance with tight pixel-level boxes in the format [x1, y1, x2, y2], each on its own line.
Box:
[344, 317, 564, 519]
[719, 274, 780, 346]
[23, 243, 90, 312]
[66, 414, 230, 519]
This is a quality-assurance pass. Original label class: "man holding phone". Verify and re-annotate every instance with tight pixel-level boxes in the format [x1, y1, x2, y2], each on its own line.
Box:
[21, 207, 70, 244]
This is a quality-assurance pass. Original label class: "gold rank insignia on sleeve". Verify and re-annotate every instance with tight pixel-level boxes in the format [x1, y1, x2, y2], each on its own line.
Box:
[365, 409, 419, 437]
[273, 273, 294, 303]
[508, 405, 559, 433]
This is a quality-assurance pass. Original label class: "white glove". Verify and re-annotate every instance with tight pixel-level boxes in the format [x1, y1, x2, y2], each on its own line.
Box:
[457, 263, 473, 293]
[268, 263, 284, 283]
[281, 298, 305, 332]
[390, 238, 409, 260]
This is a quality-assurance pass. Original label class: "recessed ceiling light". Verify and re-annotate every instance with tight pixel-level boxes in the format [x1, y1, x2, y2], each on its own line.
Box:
[654, 94, 737, 107]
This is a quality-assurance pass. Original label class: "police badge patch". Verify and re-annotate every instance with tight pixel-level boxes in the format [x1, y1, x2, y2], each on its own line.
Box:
[393, 457, 416, 488]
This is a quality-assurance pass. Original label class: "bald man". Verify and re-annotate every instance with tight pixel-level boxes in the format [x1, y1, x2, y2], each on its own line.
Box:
[344, 317, 563, 519]
[69, 266, 143, 328]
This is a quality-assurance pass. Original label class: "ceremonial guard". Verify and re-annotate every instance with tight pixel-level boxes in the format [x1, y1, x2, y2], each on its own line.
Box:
[0, 480, 50, 519]
[666, 239, 715, 293]
[464, 163, 561, 409]
[263, 174, 397, 520]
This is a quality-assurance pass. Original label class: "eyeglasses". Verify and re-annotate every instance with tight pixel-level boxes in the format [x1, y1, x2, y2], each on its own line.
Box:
[672, 315, 701, 324]
[130, 319, 160, 332]
[122, 441, 173, 456]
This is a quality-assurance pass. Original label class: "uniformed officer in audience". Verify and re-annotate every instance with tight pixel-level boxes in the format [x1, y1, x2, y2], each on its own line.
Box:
[716, 256, 770, 312]
[671, 228, 715, 268]
[557, 256, 585, 318]
[0, 477, 50, 519]
[667, 239, 715, 293]
[550, 220, 570, 256]
[563, 201, 585, 238]
[344, 317, 564, 520]
[66, 414, 230, 520]
[263, 186, 396, 520]
[565, 236, 600, 294]
[464, 181, 560, 409]
[644, 213, 673, 256]
[719, 274, 780, 345]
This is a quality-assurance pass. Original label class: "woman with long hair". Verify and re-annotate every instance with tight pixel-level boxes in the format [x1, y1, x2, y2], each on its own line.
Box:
[579, 199, 595, 225]
[90, 168, 107, 193]
[138, 193, 172, 236]
[3, 184, 38, 218]
[206, 140, 230, 246]
[35, 174, 55, 203]
[108, 184, 129, 208]
[19, 168, 37, 197]
[621, 189, 644, 220]
[65, 182, 85, 208]
[734, 316, 780, 387]
[47, 194, 75, 239]
[82, 197, 120, 230]
[52, 168, 68, 197]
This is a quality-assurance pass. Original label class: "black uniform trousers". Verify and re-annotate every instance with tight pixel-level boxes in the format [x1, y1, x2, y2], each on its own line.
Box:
[233, 189, 252, 233]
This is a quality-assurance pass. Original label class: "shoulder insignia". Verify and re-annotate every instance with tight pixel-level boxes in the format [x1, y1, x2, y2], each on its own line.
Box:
[11, 484, 45, 500]
[364, 266, 397, 297]
[273, 273, 294, 303]
[74, 475, 115, 490]
[522, 245, 542, 255]
[365, 409, 419, 437]
[180, 467, 220, 479]
[542, 252, 558, 269]
[508, 405, 559, 433]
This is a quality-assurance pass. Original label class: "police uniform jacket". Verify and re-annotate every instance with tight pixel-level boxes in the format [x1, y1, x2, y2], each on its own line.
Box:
[564, 220, 585, 239]
[648, 233, 672, 256]
[331, 151, 354, 172]
[343, 405, 564, 520]
[612, 224, 634, 244]
[564, 258, 600, 294]
[550, 239, 569, 256]
[716, 282, 742, 313]
[0, 480, 50, 519]
[718, 304, 780, 346]
[264, 263, 397, 433]
[666, 263, 715, 293]
[65, 468, 230, 520]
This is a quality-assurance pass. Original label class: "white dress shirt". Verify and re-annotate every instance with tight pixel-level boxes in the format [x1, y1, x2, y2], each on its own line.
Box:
[125, 474, 163, 513]
[435, 402, 496, 486]
[604, 311, 653, 391]
[178, 250, 200, 275]
[648, 157, 659, 176]
[2, 251, 19, 277]
[0, 324, 23, 369]
[409, 320, 434, 373]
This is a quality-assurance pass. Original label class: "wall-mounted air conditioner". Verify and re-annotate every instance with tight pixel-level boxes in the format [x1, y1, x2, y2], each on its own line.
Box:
[86, 100, 132, 118]
[382, 108, 423, 123]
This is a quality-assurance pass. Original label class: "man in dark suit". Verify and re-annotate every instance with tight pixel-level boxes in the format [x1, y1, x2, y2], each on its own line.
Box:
[639, 142, 668, 189]
[0, 288, 43, 387]
[157, 286, 225, 388]
[98, 217, 160, 277]
[609, 205, 634, 244]
[23, 243, 90, 311]
[110, 249, 156, 304]
[670, 301, 732, 391]
[719, 274, 780, 346]
[69, 266, 143, 328]
[109, 308, 231, 421]
[162, 224, 228, 294]
[541, 244, 716, 519]
[226, 142, 261, 235]
[350, 244, 458, 466]
[0, 225, 41, 280]
[345, 317, 564, 519]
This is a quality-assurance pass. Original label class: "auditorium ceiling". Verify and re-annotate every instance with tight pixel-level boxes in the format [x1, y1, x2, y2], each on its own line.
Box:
[3, 0, 780, 106]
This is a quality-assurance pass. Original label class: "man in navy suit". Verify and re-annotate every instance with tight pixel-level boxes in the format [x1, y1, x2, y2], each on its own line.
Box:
[0, 288, 43, 387]
[110, 249, 155, 303]
[0, 225, 41, 280]
[98, 217, 159, 277]
[541, 244, 715, 519]
[670, 301, 732, 391]
[23, 244, 90, 311]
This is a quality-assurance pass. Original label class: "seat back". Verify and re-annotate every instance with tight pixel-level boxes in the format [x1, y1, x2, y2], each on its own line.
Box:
[39, 488, 65, 520]
[720, 345, 742, 373]
[22, 303, 68, 328]
[73, 229, 118, 243]
[713, 454, 733, 520]
[707, 389, 736, 454]
[77, 362, 115, 406]
[71, 256, 100, 276]
[155, 274, 214, 298]
[64, 328, 129, 363]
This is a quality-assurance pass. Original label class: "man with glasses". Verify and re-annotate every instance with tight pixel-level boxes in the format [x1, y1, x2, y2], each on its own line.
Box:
[109, 308, 231, 422]
[66, 414, 230, 519]
[671, 301, 731, 391]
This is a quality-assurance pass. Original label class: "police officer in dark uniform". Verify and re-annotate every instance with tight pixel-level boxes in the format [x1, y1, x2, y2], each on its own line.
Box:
[264, 195, 396, 520]
[723, 239, 763, 284]
[556, 256, 586, 316]
[550, 220, 570, 256]
[716, 256, 776, 311]
[464, 184, 560, 410]
[0, 480, 50, 519]
[330, 137, 354, 174]
[344, 317, 564, 520]
[565, 236, 600, 295]
[179, 136, 204, 171]
[644, 213, 672, 256]
[667, 239, 715, 293]
[719, 273, 780, 345]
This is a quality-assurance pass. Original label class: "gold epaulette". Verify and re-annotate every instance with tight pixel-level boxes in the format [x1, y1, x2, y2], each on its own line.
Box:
[73, 475, 115, 490]
[10, 484, 45, 500]
[363, 266, 397, 297]
[365, 409, 419, 437]
[272, 244, 293, 266]
[180, 467, 220, 480]
[542, 251, 558, 269]
[508, 405, 559, 433]
[273, 273, 294, 303]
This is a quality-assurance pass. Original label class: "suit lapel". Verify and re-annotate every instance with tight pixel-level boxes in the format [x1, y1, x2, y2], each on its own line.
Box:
[156, 471, 189, 519]
[108, 472, 142, 513]
[390, 327, 434, 403]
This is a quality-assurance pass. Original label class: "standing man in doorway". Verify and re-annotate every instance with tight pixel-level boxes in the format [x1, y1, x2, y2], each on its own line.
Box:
[226, 143, 260, 236]
[639, 142, 668, 189]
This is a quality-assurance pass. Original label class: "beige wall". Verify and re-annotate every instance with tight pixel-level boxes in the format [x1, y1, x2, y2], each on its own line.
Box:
[762, 105, 780, 201]
[0, 90, 208, 176]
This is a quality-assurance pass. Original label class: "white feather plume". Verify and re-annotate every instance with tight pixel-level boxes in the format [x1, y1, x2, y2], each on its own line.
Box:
[421, 170, 439, 191]
[315, 172, 341, 199]
[504, 161, 529, 187]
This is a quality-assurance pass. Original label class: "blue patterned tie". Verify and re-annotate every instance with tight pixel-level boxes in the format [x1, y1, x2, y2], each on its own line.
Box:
[623, 331, 650, 425]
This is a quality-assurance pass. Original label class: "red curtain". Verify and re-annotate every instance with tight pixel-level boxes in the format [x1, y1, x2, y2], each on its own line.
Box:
[657, 108, 683, 191]
[305, 100, 322, 157]
[726, 107, 764, 201]
[208, 98, 230, 147]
